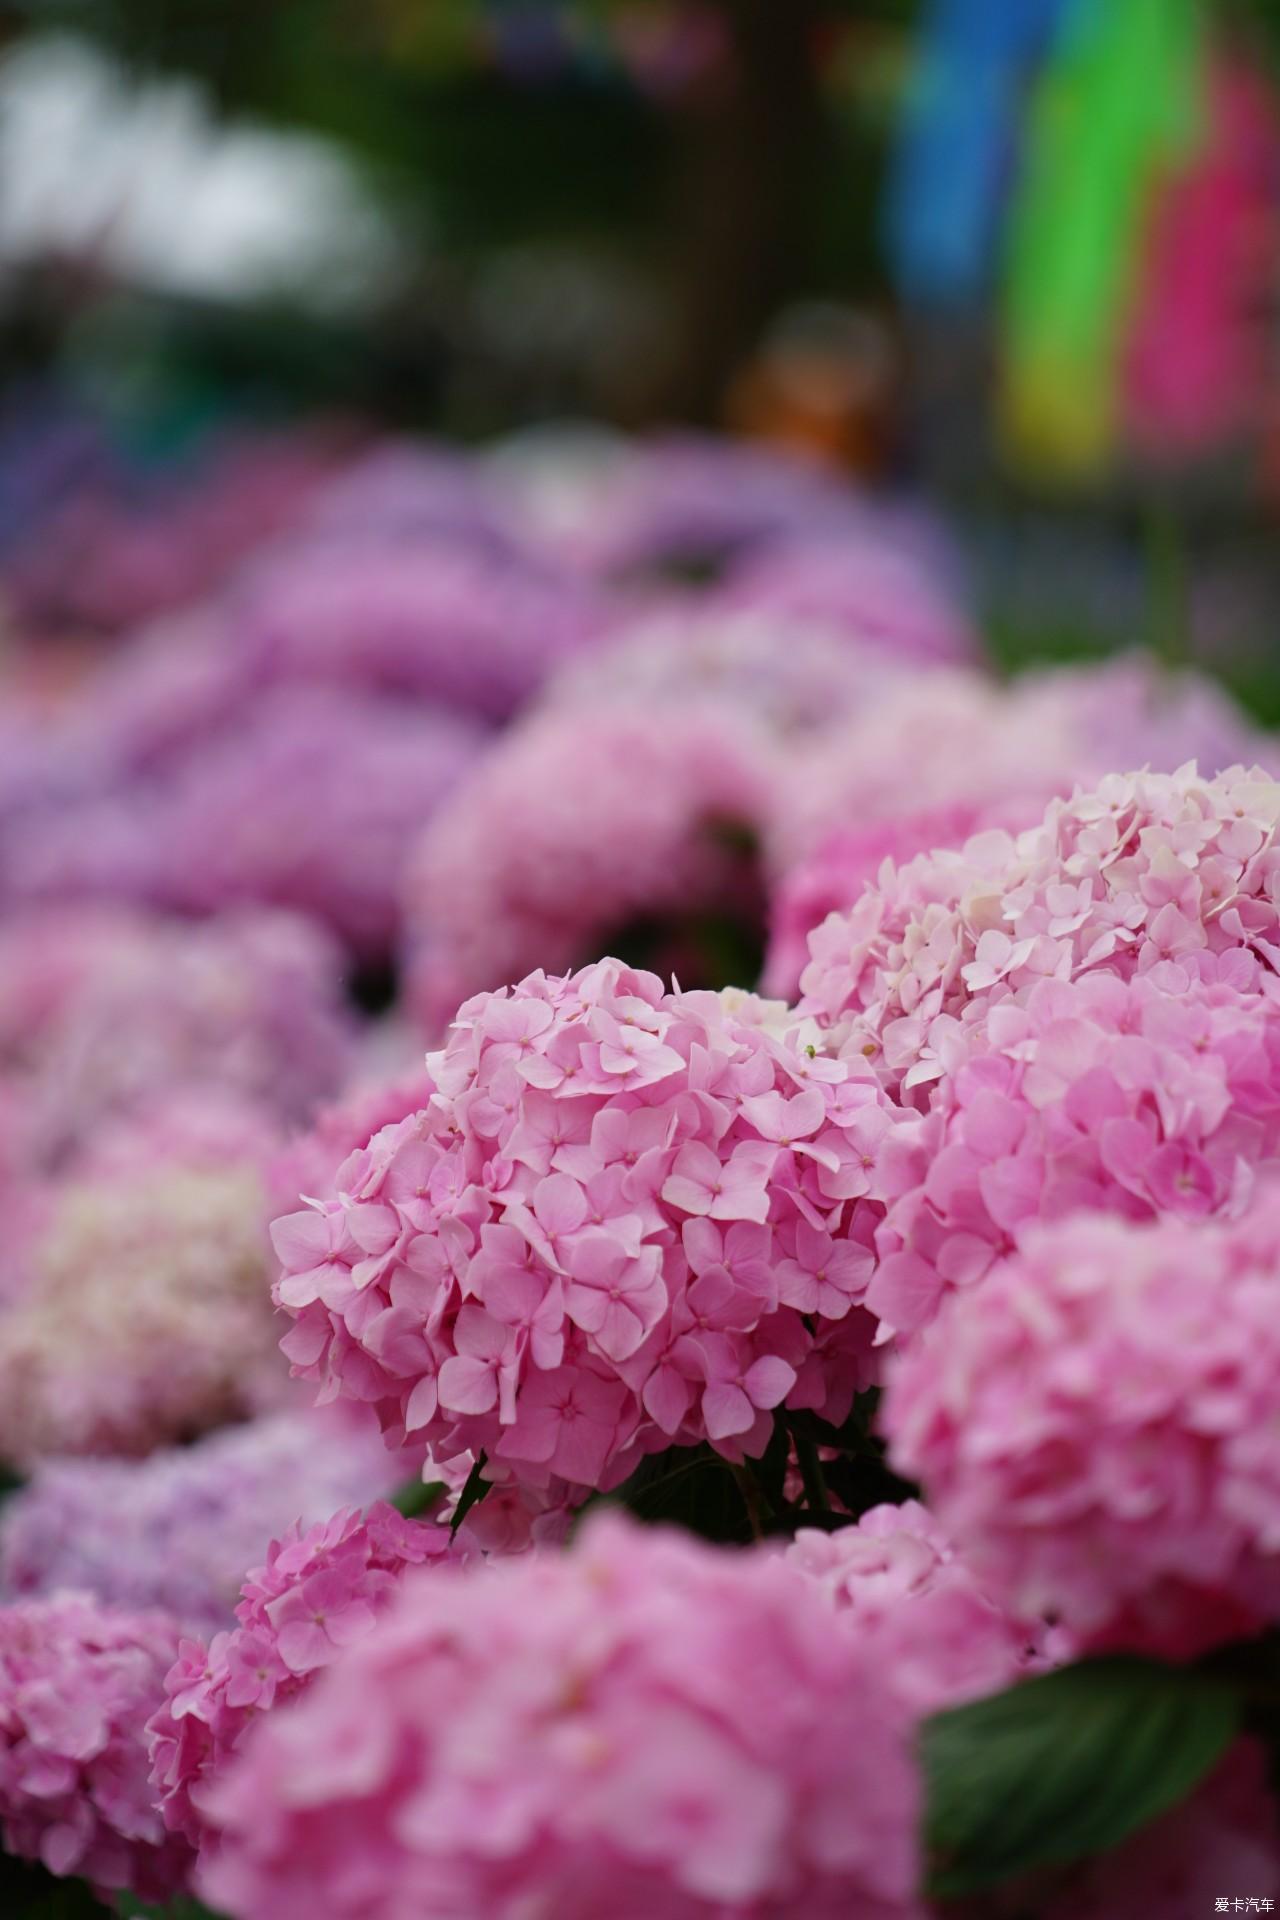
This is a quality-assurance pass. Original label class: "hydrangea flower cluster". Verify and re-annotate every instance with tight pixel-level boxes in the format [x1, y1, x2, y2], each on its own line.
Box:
[402, 709, 778, 1032]
[0, 1592, 192, 1900]
[14, 688, 485, 958]
[0, 1099, 285, 1463]
[234, 534, 606, 719]
[868, 964, 1280, 1335]
[149, 1501, 475, 1849]
[786, 1500, 1043, 1711]
[724, 528, 976, 665]
[546, 431, 853, 578]
[772, 660, 1261, 885]
[0, 1407, 402, 1632]
[546, 603, 899, 738]
[801, 762, 1280, 1093]
[272, 959, 899, 1488]
[197, 1513, 923, 1920]
[0, 904, 354, 1167]
[884, 1196, 1280, 1659]
[763, 801, 997, 998]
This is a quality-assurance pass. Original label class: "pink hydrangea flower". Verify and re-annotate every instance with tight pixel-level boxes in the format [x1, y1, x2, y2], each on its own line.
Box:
[764, 803, 997, 999]
[786, 1500, 1044, 1711]
[9, 689, 485, 960]
[271, 960, 902, 1491]
[149, 1501, 474, 1852]
[0, 1096, 286, 1463]
[0, 904, 355, 1169]
[234, 533, 606, 720]
[801, 762, 1280, 1096]
[197, 1512, 924, 1920]
[774, 662, 1263, 891]
[0, 1405, 404, 1633]
[867, 964, 1280, 1335]
[724, 528, 976, 665]
[0, 1592, 192, 1900]
[884, 1195, 1280, 1659]
[402, 713, 778, 1033]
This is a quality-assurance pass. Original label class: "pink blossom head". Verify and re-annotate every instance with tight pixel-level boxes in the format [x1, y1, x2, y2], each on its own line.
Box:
[801, 762, 1280, 1095]
[867, 964, 1280, 1336]
[786, 1500, 1040, 1712]
[149, 1500, 474, 1851]
[234, 534, 605, 719]
[271, 959, 904, 1491]
[0, 1405, 404, 1633]
[724, 528, 976, 666]
[0, 904, 355, 1168]
[0, 1096, 285, 1463]
[0, 1592, 192, 1900]
[884, 1194, 1280, 1659]
[198, 1512, 924, 1920]
[772, 660, 1262, 886]
[402, 707, 778, 1032]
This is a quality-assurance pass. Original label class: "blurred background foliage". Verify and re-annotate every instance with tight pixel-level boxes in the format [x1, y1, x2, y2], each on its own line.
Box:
[1, 0, 1279, 713]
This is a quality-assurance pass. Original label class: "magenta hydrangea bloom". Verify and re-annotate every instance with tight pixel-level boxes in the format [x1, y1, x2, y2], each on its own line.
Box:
[772, 659, 1264, 887]
[868, 964, 1280, 1336]
[724, 529, 976, 665]
[801, 762, 1280, 1097]
[0, 1592, 193, 1900]
[547, 602, 900, 738]
[0, 1097, 286, 1463]
[0, 1406, 403, 1633]
[786, 1500, 1043, 1712]
[402, 706, 778, 1032]
[272, 960, 901, 1490]
[884, 1197, 1280, 1659]
[763, 803, 998, 1000]
[233, 533, 606, 720]
[197, 1512, 924, 1920]
[96, 687, 483, 958]
[543, 431, 856, 578]
[148, 1501, 475, 1850]
[0, 904, 355, 1167]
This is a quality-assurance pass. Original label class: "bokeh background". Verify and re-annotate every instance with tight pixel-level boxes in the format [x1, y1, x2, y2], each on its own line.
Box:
[2, 3, 1280, 1913]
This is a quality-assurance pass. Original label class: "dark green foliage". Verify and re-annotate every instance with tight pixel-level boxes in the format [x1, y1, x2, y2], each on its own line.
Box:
[923, 1656, 1240, 1899]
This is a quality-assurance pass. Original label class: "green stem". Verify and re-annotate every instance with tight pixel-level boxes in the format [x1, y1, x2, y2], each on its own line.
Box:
[790, 1423, 830, 1515]
[1144, 492, 1189, 674]
[730, 1464, 767, 1541]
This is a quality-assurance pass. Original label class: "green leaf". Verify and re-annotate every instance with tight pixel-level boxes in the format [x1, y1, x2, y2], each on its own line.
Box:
[923, 1655, 1240, 1898]
[390, 1478, 445, 1520]
[449, 1451, 490, 1536]
[601, 1443, 757, 1544]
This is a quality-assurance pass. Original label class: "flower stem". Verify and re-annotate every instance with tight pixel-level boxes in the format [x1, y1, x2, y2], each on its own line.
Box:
[790, 1424, 830, 1515]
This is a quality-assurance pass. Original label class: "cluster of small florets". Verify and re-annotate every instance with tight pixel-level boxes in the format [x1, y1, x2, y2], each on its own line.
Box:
[402, 707, 778, 1034]
[785, 1500, 1043, 1711]
[0, 1100, 284, 1464]
[234, 533, 606, 719]
[0, 1407, 402, 1632]
[11, 688, 485, 959]
[773, 665, 1261, 899]
[801, 762, 1280, 1094]
[0, 904, 354, 1166]
[272, 960, 901, 1489]
[197, 1512, 923, 1920]
[0, 1592, 192, 1900]
[884, 1195, 1280, 1660]
[866, 964, 1280, 1335]
[148, 1500, 474, 1851]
